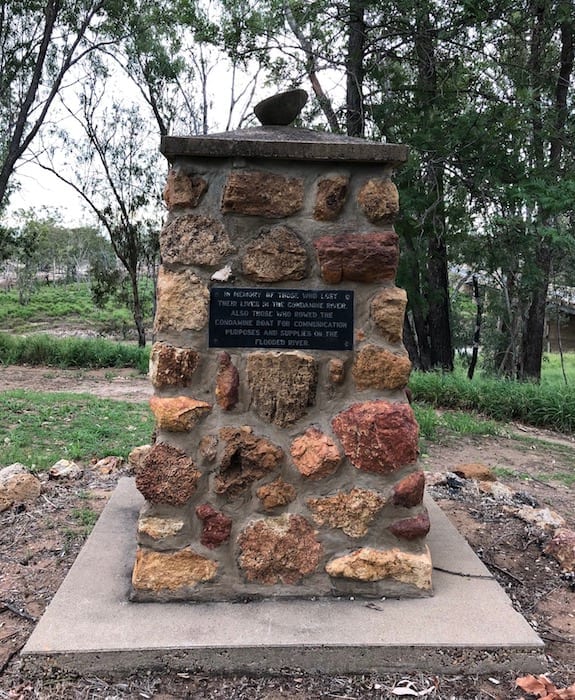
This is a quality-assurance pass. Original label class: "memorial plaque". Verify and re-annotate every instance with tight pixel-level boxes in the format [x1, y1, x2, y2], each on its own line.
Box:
[209, 287, 354, 350]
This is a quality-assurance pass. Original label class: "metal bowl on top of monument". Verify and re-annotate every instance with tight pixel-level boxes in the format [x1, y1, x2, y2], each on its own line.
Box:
[254, 89, 309, 126]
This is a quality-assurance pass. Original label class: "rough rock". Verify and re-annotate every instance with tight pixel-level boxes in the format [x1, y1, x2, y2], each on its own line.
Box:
[357, 178, 400, 223]
[328, 358, 345, 385]
[241, 225, 308, 282]
[314, 176, 349, 221]
[256, 477, 297, 510]
[221, 170, 304, 217]
[49, 459, 83, 479]
[149, 396, 212, 432]
[314, 231, 399, 284]
[290, 427, 342, 479]
[389, 510, 431, 540]
[136, 443, 201, 506]
[237, 514, 322, 584]
[195, 503, 233, 549]
[149, 343, 200, 389]
[393, 471, 425, 508]
[513, 506, 566, 531]
[370, 287, 408, 344]
[163, 169, 208, 209]
[453, 463, 496, 482]
[154, 267, 210, 334]
[215, 352, 240, 410]
[478, 481, 514, 502]
[307, 487, 386, 537]
[332, 400, 419, 474]
[352, 345, 412, 390]
[214, 427, 284, 499]
[325, 546, 432, 590]
[132, 547, 217, 592]
[93, 455, 123, 476]
[0, 463, 42, 512]
[128, 444, 152, 470]
[544, 528, 575, 572]
[247, 352, 318, 427]
[198, 434, 218, 462]
[160, 214, 233, 266]
[138, 516, 186, 541]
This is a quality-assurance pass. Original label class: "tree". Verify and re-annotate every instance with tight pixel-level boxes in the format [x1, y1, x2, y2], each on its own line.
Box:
[39, 83, 162, 346]
[0, 0, 123, 210]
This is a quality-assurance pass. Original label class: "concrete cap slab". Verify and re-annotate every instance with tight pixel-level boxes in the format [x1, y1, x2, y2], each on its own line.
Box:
[21, 478, 544, 677]
[161, 128, 408, 165]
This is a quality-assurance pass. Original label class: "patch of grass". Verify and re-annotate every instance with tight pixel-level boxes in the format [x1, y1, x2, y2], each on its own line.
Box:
[412, 403, 504, 444]
[71, 507, 99, 529]
[0, 333, 149, 373]
[492, 466, 533, 481]
[0, 281, 154, 329]
[553, 472, 575, 487]
[0, 390, 152, 470]
[409, 366, 575, 433]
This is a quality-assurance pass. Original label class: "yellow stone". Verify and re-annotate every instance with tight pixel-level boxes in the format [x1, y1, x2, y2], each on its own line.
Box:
[325, 546, 432, 590]
[149, 395, 212, 432]
[352, 344, 412, 390]
[132, 547, 217, 591]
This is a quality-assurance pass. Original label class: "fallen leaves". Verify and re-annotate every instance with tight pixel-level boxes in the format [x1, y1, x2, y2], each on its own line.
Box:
[516, 674, 575, 699]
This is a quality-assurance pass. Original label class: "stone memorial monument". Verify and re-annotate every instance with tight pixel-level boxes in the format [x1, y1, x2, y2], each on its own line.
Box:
[131, 90, 432, 602]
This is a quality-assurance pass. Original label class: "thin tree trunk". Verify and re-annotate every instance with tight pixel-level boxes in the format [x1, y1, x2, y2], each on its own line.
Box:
[346, 0, 365, 136]
[415, 6, 453, 372]
[467, 274, 482, 380]
[284, 2, 340, 132]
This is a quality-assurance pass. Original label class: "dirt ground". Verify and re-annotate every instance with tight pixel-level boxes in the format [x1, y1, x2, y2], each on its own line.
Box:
[0, 367, 574, 699]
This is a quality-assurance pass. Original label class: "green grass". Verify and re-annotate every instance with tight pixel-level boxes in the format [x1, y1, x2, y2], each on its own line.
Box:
[0, 281, 154, 332]
[0, 390, 153, 470]
[540, 352, 575, 387]
[0, 333, 149, 373]
[409, 363, 575, 434]
[413, 403, 502, 442]
[71, 507, 100, 529]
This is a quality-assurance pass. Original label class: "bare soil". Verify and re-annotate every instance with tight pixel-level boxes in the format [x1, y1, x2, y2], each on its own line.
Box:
[1, 367, 574, 699]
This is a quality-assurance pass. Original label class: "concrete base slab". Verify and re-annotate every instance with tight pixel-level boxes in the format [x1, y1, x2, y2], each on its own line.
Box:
[22, 478, 545, 676]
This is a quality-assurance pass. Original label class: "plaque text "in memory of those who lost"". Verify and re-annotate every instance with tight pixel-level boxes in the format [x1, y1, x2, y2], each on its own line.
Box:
[209, 287, 354, 351]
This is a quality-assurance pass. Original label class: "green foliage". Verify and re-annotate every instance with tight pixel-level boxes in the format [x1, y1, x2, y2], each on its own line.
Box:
[0, 390, 152, 470]
[412, 404, 501, 442]
[0, 281, 153, 333]
[0, 333, 149, 373]
[71, 507, 99, 529]
[409, 362, 575, 433]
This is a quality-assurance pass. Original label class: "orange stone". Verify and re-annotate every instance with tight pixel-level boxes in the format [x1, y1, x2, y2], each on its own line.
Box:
[290, 427, 342, 479]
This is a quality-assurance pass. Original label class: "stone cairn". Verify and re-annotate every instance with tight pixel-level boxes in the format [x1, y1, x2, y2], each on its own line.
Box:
[131, 95, 432, 601]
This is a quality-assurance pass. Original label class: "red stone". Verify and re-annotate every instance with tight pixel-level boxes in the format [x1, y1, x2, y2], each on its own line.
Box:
[215, 352, 239, 410]
[331, 401, 418, 474]
[214, 427, 284, 499]
[135, 443, 201, 506]
[314, 231, 398, 284]
[393, 471, 425, 508]
[196, 504, 232, 549]
[237, 514, 322, 584]
[389, 510, 431, 540]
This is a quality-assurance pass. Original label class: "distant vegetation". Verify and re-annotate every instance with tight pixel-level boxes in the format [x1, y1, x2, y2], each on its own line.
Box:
[0, 332, 149, 374]
[0, 281, 153, 338]
[409, 357, 575, 434]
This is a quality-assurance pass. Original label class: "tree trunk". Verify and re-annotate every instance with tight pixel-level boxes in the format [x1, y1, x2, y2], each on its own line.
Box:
[346, 0, 366, 137]
[467, 274, 482, 380]
[130, 270, 146, 347]
[415, 7, 453, 371]
[427, 227, 453, 370]
[520, 3, 574, 381]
